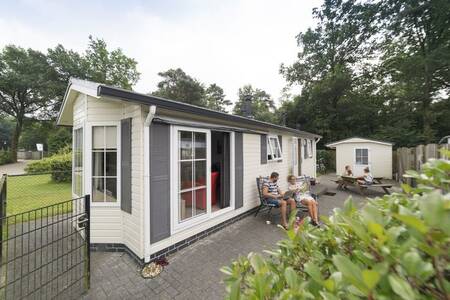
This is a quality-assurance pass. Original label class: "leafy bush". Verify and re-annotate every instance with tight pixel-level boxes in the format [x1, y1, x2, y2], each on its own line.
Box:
[0, 149, 12, 165]
[317, 149, 335, 174]
[25, 146, 72, 182]
[222, 152, 450, 299]
[47, 127, 72, 154]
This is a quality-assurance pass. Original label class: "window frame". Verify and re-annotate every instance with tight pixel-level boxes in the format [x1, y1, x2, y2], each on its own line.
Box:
[72, 125, 84, 197]
[307, 139, 313, 158]
[170, 126, 236, 234]
[267, 135, 282, 162]
[87, 121, 121, 207]
[355, 148, 369, 165]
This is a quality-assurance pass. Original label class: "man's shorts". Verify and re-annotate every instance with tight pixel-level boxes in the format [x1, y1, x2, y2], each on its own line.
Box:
[264, 198, 280, 206]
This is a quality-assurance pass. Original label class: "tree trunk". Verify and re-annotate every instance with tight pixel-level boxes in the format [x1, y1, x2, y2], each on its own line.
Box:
[10, 117, 23, 163]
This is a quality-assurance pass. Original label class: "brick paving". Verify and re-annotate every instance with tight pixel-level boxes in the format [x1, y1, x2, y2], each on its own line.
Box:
[85, 175, 397, 299]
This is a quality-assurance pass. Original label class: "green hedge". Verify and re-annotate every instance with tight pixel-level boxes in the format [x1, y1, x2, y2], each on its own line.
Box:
[223, 150, 450, 299]
[25, 147, 72, 182]
[317, 149, 335, 174]
[0, 149, 12, 165]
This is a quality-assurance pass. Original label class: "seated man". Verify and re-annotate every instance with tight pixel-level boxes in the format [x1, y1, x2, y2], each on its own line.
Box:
[262, 172, 296, 229]
[357, 167, 373, 185]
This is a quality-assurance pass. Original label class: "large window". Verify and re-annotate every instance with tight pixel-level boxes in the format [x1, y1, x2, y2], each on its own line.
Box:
[178, 130, 207, 222]
[267, 136, 282, 161]
[73, 127, 83, 197]
[92, 126, 118, 203]
[355, 148, 369, 165]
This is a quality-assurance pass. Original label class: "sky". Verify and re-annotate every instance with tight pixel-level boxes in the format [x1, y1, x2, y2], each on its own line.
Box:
[0, 0, 322, 106]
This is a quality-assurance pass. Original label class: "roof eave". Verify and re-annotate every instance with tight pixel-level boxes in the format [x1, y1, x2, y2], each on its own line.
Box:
[97, 85, 321, 138]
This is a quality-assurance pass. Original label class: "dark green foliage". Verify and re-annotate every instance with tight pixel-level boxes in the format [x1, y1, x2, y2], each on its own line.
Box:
[0, 149, 12, 165]
[0, 36, 140, 162]
[153, 68, 231, 112]
[281, 0, 450, 147]
[205, 83, 231, 112]
[47, 127, 72, 154]
[153, 68, 206, 107]
[233, 85, 277, 123]
[25, 147, 71, 182]
[317, 149, 336, 174]
[223, 152, 450, 299]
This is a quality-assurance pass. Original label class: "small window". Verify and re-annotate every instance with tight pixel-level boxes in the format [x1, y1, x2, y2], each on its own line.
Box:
[267, 136, 282, 161]
[355, 148, 369, 165]
[307, 140, 313, 158]
[73, 128, 83, 197]
[92, 126, 118, 203]
[303, 139, 308, 159]
[292, 138, 298, 166]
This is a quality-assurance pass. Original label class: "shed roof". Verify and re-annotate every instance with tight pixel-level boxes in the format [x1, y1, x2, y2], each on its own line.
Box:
[325, 137, 394, 148]
[57, 78, 321, 138]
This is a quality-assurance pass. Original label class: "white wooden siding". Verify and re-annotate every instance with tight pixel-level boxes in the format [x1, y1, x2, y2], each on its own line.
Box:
[85, 96, 144, 256]
[72, 93, 85, 127]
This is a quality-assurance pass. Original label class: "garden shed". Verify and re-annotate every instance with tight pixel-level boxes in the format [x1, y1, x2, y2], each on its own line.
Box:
[326, 137, 393, 179]
[57, 78, 321, 263]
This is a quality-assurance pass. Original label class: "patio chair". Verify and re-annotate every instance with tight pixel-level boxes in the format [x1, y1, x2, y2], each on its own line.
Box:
[254, 176, 309, 219]
[295, 175, 320, 217]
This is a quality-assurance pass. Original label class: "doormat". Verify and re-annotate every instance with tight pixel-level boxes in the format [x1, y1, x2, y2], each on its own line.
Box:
[324, 192, 336, 196]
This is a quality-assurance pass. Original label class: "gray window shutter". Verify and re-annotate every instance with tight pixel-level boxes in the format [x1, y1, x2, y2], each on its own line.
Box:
[121, 118, 132, 214]
[150, 123, 171, 243]
[235, 132, 244, 209]
[260, 134, 267, 165]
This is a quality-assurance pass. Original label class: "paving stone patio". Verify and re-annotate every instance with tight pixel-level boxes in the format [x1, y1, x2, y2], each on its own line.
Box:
[85, 175, 397, 300]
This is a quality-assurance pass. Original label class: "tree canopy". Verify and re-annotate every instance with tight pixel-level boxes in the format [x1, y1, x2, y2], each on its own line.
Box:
[280, 0, 450, 147]
[0, 36, 140, 161]
[153, 68, 231, 112]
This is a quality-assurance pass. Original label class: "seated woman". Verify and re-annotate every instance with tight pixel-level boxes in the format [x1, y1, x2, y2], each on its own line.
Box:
[357, 167, 373, 185]
[287, 175, 319, 226]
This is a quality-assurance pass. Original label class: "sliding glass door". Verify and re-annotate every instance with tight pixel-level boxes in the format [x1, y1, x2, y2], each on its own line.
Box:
[173, 127, 210, 228]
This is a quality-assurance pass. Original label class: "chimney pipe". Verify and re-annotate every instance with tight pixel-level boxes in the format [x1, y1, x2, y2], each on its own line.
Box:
[242, 94, 253, 118]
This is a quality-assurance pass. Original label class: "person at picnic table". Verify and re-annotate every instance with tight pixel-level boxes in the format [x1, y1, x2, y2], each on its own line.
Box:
[343, 165, 353, 176]
[262, 172, 296, 229]
[357, 167, 373, 185]
[287, 175, 319, 226]
[338, 165, 354, 190]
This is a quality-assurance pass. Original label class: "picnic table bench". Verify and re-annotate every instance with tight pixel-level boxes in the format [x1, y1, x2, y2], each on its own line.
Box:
[333, 176, 392, 195]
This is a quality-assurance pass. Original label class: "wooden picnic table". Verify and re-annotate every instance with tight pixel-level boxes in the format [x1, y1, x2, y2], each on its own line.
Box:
[335, 176, 392, 195]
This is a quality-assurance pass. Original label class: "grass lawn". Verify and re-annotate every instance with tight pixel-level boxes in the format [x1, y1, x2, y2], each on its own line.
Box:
[6, 174, 73, 221]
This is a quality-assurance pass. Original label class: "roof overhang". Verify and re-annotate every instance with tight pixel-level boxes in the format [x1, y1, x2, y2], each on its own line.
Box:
[57, 79, 100, 126]
[57, 78, 321, 139]
[326, 137, 394, 148]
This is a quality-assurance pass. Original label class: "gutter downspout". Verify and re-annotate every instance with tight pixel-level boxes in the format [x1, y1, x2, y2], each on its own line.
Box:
[143, 105, 156, 263]
[314, 137, 322, 178]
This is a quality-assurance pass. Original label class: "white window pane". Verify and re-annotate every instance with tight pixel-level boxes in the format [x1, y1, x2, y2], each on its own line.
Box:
[93, 126, 104, 149]
[92, 178, 104, 202]
[105, 178, 117, 202]
[105, 126, 117, 149]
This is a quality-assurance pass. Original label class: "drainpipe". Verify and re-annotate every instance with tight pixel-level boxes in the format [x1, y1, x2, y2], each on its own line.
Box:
[143, 105, 156, 263]
[314, 137, 322, 178]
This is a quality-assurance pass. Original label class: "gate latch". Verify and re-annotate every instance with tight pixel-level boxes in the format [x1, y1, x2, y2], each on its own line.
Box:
[78, 214, 89, 228]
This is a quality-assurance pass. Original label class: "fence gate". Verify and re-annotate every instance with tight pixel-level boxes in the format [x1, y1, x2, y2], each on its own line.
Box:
[0, 175, 90, 299]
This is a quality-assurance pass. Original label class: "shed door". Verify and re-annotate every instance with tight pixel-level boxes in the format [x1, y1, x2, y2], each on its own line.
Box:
[353, 147, 371, 176]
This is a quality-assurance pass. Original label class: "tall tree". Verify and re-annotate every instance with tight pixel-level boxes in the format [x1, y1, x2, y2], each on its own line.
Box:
[280, 0, 382, 143]
[47, 36, 140, 114]
[233, 85, 277, 123]
[378, 0, 450, 142]
[0, 46, 58, 161]
[204, 84, 231, 112]
[153, 68, 206, 107]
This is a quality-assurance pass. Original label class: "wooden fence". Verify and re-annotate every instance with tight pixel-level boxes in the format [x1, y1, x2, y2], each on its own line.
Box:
[395, 143, 450, 182]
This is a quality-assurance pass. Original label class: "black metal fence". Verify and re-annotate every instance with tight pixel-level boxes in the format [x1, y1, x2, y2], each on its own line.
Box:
[0, 172, 90, 299]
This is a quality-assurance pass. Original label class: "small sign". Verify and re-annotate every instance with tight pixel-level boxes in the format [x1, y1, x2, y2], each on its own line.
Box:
[36, 143, 43, 152]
